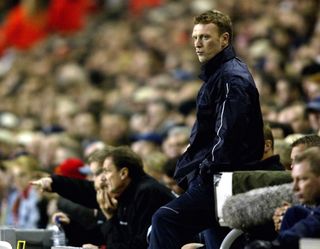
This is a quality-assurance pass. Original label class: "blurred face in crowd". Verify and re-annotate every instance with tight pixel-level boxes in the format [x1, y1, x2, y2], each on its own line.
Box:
[12, 166, 30, 191]
[292, 160, 320, 204]
[278, 104, 310, 134]
[100, 114, 128, 145]
[73, 112, 97, 139]
[290, 144, 306, 169]
[192, 23, 229, 63]
[308, 111, 320, 133]
[162, 133, 189, 159]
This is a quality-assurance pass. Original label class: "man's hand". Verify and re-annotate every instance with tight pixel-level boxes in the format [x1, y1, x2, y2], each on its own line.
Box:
[52, 212, 70, 225]
[82, 244, 99, 249]
[273, 202, 291, 232]
[96, 188, 118, 220]
[30, 177, 53, 192]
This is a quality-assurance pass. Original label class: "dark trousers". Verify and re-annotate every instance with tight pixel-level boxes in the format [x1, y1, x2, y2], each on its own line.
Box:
[148, 175, 229, 249]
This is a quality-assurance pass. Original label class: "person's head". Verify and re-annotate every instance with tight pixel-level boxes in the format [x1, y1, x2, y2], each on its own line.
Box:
[292, 147, 320, 204]
[96, 146, 144, 198]
[162, 157, 184, 196]
[99, 113, 129, 146]
[143, 151, 168, 182]
[192, 10, 232, 63]
[306, 97, 320, 133]
[87, 146, 114, 179]
[162, 126, 190, 159]
[277, 102, 310, 134]
[73, 112, 98, 140]
[262, 123, 274, 160]
[290, 134, 320, 169]
[274, 139, 292, 170]
[9, 155, 40, 191]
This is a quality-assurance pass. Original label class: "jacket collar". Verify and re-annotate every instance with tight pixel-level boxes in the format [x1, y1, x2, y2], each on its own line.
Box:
[118, 172, 146, 204]
[199, 45, 236, 82]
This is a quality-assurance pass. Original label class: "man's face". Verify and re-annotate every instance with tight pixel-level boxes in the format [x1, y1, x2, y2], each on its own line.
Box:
[192, 23, 228, 63]
[12, 166, 30, 191]
[96, 157, 128, 198]
[292, 160, 320, 204]
[162, 134, 189, 159]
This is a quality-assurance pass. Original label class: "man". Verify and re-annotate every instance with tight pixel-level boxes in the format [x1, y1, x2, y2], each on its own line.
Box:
[148, 10, 264, 249]
[32, 146, 174, 249]
[290, 134, 320, 169]
[245, 147, 320, 249]
[220, 135, 320, 232]
[254, 124, 284, 170]
[272, 134, 320, 232]
[32, 147, 113, 247]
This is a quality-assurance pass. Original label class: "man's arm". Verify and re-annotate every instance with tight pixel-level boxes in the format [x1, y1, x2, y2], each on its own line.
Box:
[31, 175, 99, 208]
[276, 206, 320, 248]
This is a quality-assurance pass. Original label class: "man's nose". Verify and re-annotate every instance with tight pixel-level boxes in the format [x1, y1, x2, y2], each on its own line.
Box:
[292, 181, 298, 191]
[194, 38, 202, 47]
[101, 174, 107, 181]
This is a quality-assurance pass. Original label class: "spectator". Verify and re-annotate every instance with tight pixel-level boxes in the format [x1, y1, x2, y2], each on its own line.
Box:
[277, 102, 311, 135]
[99, 112, 130, 146]
[32, 147, 113, 247]
[245, 147, 320, 249]
[162, 126, 190, 159]
[306, 96, 320, 135]
[274, 139, 292, 170]
[4, 155, 48, 228]
[290, 134, 320, 169]
[161, 157, 184, 196]
[32, 146, 174, 249]
[254, 123, 284, 170]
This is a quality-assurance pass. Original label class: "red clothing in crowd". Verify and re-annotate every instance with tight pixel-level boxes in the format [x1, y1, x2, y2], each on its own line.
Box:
[0, 5, 48, 53]
[0, 0, 91, 55]
[48, 0, 91, 33]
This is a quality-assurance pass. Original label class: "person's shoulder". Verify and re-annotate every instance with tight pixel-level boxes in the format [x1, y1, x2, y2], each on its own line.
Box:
[223, 58, 250, 76]
[137, 175, 174, 196]
[139, 175, 167, 189]
[221, 60, 256, 88]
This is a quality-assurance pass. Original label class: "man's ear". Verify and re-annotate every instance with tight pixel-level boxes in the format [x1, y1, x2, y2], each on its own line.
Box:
[220, 32, 229, 48]
[120, 167, 129, 179]
[264, 140, 272, 152]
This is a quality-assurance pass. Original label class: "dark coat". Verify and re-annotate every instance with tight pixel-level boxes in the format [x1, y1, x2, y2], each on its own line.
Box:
[174, 45, 264, 187]
[277, 203, 320, 249]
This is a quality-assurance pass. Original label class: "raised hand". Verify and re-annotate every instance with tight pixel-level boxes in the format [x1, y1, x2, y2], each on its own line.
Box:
[273, 202, 291, 232]
[96, 188, 118, 220]
[30, 177, 53, 192]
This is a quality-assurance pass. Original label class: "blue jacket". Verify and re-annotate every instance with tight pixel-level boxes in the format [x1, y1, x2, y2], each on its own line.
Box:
[277, 204, 320, 249]
[174, 45, 264, 187]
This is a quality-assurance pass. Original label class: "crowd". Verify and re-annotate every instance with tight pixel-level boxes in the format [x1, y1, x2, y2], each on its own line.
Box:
[0, 0, 320, 248]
